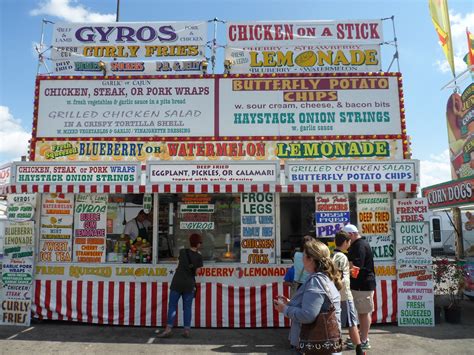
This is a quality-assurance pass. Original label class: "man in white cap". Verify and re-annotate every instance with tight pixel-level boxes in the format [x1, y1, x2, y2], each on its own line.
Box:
[342, 223, 375, 351]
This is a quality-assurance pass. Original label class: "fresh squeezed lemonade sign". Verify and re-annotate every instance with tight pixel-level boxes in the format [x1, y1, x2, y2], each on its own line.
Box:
[40, 193, 74, 262]
[394, 197, 434, 327]
[240, 193, 275, 264]
[0, 221, 35, 326]
[357, 193, 394, 261]
[397, 267, 434, 327]
[73, 194, 108, 263]
[315, 193, 350, 237]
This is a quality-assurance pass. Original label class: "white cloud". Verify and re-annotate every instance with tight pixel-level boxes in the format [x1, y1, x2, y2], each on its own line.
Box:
[434, 11, 474, 74]
[30, 0, 116, 23]
[0, 106, 31, 165]
[419, 149, 452, 190]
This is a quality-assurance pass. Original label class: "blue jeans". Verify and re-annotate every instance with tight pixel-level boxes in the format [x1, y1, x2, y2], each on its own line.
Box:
[167, 289, 195, 329]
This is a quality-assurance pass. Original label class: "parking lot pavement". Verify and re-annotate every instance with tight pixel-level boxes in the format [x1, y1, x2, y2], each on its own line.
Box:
[0, 299, 473, 354]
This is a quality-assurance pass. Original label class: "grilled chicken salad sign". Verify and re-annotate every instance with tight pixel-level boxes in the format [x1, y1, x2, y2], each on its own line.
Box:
[218, 75, 402, 137]
[36, 77, 215, 138]
[226, 20, 383, 45]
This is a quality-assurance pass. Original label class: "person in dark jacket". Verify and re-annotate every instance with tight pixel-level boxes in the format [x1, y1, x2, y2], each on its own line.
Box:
[157, 233, 203, 338]
[343, 224, 376, 351]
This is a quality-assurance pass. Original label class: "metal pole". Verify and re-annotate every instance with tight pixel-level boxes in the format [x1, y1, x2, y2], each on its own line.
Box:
[116, 0, 120, 22]
[391, 16, 400, 72]
[212, 18, 218, 74]
[36, 19, 46, 75]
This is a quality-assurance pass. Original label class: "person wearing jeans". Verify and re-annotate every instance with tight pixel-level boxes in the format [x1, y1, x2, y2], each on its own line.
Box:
[157, 233, 203, 338]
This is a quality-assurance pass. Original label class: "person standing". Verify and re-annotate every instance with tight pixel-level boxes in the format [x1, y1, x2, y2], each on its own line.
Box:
[333, 231, 363, 355]
[274, 239, 343, 354]
[342, 224, 376, 351]
[157, 233, 203, 338]
[123, 210, 151, 243]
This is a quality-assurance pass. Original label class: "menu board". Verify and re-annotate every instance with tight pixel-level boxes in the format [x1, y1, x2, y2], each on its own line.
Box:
[357, 193, 394, 261]
[40, 193, 74, 262]
[0, 221, 35, 326]
[73, 194, 108, 263]
[397, 267, 434, 327]
[314, 194, 350, 238]
[240, 193, 275, 264]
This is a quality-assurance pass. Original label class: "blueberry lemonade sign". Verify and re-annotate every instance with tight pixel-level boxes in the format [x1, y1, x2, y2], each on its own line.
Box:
[0, 221, 35, 326]
[315, 194, 350, 238]
[357, 193, 393, 261]
[240, 193, 275, 264]
[73, 194, 108, 263]
[40, 193, 74, 262]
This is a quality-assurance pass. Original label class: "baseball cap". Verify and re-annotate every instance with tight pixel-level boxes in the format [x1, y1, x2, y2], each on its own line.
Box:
[342, 224, 359, 234]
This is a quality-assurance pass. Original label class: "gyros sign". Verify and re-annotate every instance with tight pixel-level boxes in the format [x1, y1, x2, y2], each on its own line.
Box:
[423, 178, 473, 209]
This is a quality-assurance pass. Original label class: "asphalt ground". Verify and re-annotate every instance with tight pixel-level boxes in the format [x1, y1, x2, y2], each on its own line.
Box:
[0, 299, 473, 354]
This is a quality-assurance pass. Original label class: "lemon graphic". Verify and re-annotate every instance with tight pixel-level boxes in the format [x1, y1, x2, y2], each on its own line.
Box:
[295, 51, 317, 67]
[50, 216, 58, 224]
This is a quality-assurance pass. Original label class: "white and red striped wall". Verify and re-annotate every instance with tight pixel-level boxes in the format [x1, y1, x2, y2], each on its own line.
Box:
[32, 279, 397, 327]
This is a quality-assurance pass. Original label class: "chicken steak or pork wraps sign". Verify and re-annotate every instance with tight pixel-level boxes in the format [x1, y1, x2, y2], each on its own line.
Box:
[218, 74, 403, 137]
[35, 77, 215, 138]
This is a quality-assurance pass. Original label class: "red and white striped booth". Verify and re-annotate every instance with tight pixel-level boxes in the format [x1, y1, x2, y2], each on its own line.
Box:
[32, 264, 397, 327]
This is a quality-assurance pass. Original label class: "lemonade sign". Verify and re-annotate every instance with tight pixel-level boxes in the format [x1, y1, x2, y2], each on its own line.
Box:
[225, 44, 381, 74]
[39, 193, 74, 262]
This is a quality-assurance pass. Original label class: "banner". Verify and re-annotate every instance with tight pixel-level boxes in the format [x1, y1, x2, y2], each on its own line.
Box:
[0, 221, 35, 326]
[6, 194, 36, 222]
[33, 139, 405, 162]
[314, 194, 350, 238]
[357, 193, 393, 261]
[446, 85, 474, 179]
[397, 267, 434, 327]
[218, 74, 403, 137]
[39, 193, 74, 262]
[395, 222, 432, 268]
[240, 193, 275, 264]
[227, 20, 383, 46]
[422, 176, 474, 209]
[73, 194, 108, 263]
[428, 0, 455, 77]
[286, 160, 418, 185]
[53, 58, 206, 75]
[52, 21, 207, 59]
[0, 164, 11, 186]
[13, 162, 140, 184]
[35, 77, 215, 138]
[225, 44, 381, 74]
[147, 161, 279, 184]
[393, 198, 429, 223]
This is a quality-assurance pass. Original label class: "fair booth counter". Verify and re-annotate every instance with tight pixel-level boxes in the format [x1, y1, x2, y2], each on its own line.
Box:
[0, 160, 418, 327]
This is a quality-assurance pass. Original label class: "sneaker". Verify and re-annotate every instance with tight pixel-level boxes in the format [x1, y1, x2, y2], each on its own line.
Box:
[346, 342, 355, 350]
[361, 339, 371, 350]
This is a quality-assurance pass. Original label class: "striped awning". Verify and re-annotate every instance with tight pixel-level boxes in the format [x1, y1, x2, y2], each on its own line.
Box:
[0, 184, 145, 194]
[0, 182, 417, 195]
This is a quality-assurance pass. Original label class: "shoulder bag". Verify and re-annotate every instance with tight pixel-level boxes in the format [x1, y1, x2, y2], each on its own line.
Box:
[297, 277, 342, 355]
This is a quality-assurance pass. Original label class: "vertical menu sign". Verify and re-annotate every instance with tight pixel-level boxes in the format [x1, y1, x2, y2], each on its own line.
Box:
[357, 193, 393, 261]
[1, 195, 35, 326]
[73, 194, 108, 263]
[241, 193, 275, 264]
[394, 198, 434, 327]
[40, 193, 74, 262]
[315, 194, 350, 238]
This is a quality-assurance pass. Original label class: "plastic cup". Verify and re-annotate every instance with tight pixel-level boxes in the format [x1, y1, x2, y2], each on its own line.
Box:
[351, 266, 360, 278]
